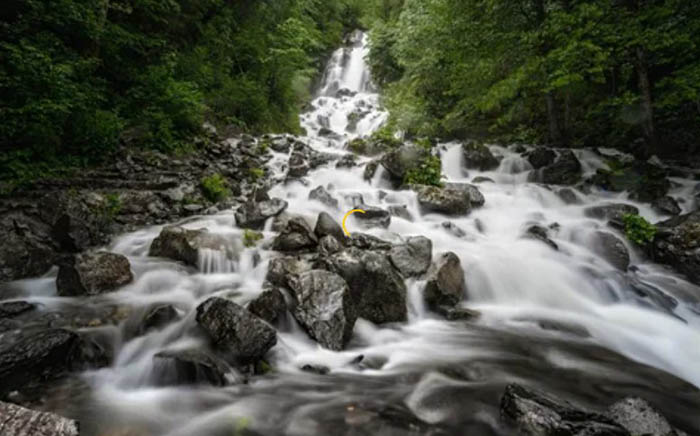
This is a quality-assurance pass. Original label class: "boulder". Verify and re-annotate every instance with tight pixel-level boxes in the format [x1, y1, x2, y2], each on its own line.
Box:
[288, 270, 357, 351]
[525, 225, 558, 250]
[314, 212, 346, 244]
[288, 151, 311, 178]
[153, 348, 242, 386]
[266, 255, 316, 288]
[0, 301, 36, 319]
[353, 205, 391, 229]
[324, 248, 407, 324]
[56, 251, 133, 297]
[462, 140, 499, 171]
[530, 150, 582, 185]
[139, 304, 179, 334]
[149, 226, 235, 267]
[0, 400, 79, 436]
[557, 188, 581, 205]
[363, 160, 380, 181]
[247, 286, 287, 324]
[318, 235, 343, 257]
[234, 198, 288, 230]
[272, 217, 318, 252]
[472, 176, 495, 184]
[309, 186, 339, 209]
[195, 297, 277, 362]
[0, 213, 56, 283]
[584, 203, 639, 222]
[607, 397, 675, 436]
[415, 185, 471, 215]
[389, 236, 432, 277]
[590, 161, 670, 202]
[652, 196, 681, 216]
[591, 231, 630, 271]
[651, 210, 700, 285]
[527, 147, 557, 169]
[380, 144, 429, 183]
[500, 384, 629, 435]
[423, 252, 467, 309]
[444, 183, 486, 207]
[388, 205, 412, 221]
[43, 193, 104, 253]
[347, 233, 393, 251]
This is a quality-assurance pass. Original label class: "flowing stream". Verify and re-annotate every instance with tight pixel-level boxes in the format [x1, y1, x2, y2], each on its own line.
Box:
[11, 30, 700, 435]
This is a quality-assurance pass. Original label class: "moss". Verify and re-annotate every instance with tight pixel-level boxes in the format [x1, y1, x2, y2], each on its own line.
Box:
[200, 173, 231, 203]
[348, 138, 368, 154]
[258, 139, 270, 154]
[623, 214, 657, 245]
[248, 167, 264, 181]
[243, 228, 263, 247]
[404, 155, 443, 187]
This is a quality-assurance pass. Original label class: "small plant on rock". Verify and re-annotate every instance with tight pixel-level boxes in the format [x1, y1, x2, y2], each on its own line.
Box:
[243, 228, 263, 247]
[200, 173, 230, 203]
[623, 213, 657, 245]
[249, 167, 264, 181]
[404, 155, 443, 187]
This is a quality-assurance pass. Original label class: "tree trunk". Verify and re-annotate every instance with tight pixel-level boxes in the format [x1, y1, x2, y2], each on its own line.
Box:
[545, 91, 563, 145]
[634, 46, 657, 152]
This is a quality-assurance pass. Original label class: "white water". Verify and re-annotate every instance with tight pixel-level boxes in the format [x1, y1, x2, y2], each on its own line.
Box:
[9, 31, 700, 435]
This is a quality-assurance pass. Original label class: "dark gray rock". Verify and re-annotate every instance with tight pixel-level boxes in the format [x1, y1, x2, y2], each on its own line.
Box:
[607, 397, 674, 436]
[0, 400, 79, 436]
[527, 147, 556, 169]
[525, 225, 559, 250]
[530, 150, 582, 185]
[272, 217, 318, 252]
[472, 176, 495, 184]
[591, 231, 630, 271]
[652, 196, 681, 216]
[288, 151, 311, 178]
[652, 210, 700, 285]
[415, 185, 471, 216]
[314, 212, 346, 244]
[149, 226, 235, 267]
[388, 205, 412, 221]
[424, 252, 466, 309]
[139, 304, 178, 334]
[501, 384, 629, 436]
[195, 297, 277, 362]
[301, 364, 330, 375]
[380, 144, 429, 183]
[309, 186, 339, 209]
[354, 205, 391, 229]
[444, 183, 486, 207]
[435, 306, 481, 321]
[0, 301, 36, 319]
[589, 161, 670, 202]
[347, 233, 393, 251]
[325, 248, 407, 324]
[462, 140, 499, 171]
[56, 251, 133, 296]
[248, 286, 287, 324]
[389, 236, 432, 277]
[318, 235, 343, 257]
[288, 270, 357, 350]
[266, 255, 316, 288]
[363, 160, 380, 181]
[584, 203, 639, 222]
[442, 221, 467, 238]
[0, 213, 56, 283]
[557, 188, 581, 205]
[235, 198, 288, 230]
[154, 348, 242, 386]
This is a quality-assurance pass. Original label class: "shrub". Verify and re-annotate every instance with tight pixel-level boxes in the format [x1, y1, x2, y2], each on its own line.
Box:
[243, 229, 263, 247]
[404, 155, 443, 187]
[200, 174, 231, 203]
[623, 214, 657, 245]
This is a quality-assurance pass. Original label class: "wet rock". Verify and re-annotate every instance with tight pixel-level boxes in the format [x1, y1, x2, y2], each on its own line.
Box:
[529, 150, 582, 185]
[537, 320, 590, 338]
[301, 364, 330, 375]
[288, 270, 357, 351]
[423, 252, 467, 309]
[0, 400, 79, 436]
[590, 161, 670, 202]
[44, 193, 104, 253]
[318, 235, 343, 257]
[527, 147, 557, 169]
[363, 160, 380, 181]
[607, 397, 674, 436]
[309, 186, 339, 209]
[0, 301, 36, 319]
[444, 183, 486, 207]
[335, 154, 358, 169]
[154, 348, 242, 387]
[389, 236, 432, 277]
[415, 185, 471, 216]
[247, 286, 287, 324]
[56, 251, 133, 297]
[314, 212, 346, 244]
[525, 225, 559, 250]
[324, 248, 407, 324]
[0, 213, 56, 283]
[472, 176, 495, 184]
[272, 217, 318, 252]
[435, 306, 481, 321]
[139, 304, 178, 334]
[557, 188, 581, 205]
[353, 205, 391, 229]
[0, 329, 107, 397]
[651, 210, 700, 285]
[343, 192, 365, 207]
[500, 384, 629, 436]
[388, 205, 412, 221]
[462, 140, 499, 171]
[584, 203, 639, 222]
[235, 198, 288, 230]
[346, 233, 393, 251]
[288, 151, 311, 178]
[591, 231, 630, 271]
[442, 221, 467, 238]
[380, 144, 429, 183]
[195, 297, 276, 362]
[148, 226, 234, 267]
[652, 196, 681, 216]
[265, 255, 316, 288]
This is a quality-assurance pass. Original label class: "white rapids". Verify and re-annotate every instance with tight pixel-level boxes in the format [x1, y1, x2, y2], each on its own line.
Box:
[8, 30, 700, 436]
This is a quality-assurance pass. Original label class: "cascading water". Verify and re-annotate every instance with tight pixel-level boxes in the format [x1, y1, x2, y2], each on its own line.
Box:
[9, 31, 700, 435]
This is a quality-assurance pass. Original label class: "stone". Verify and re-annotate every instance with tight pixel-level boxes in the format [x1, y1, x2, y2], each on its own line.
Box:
[584, 203, 639, 222]
[314, 212, 346, 244]
[153, 348, 242, 386]
[472, 176, 495, 184]
[149, 226, 235, 267]
[591, 231, 630, 271]
[557, 188, 581, 205]
[651, 210, 700, 285]
[607, 397, 674, 436]
[415, 185, 471, 215]
[380, 144, 429, 183]
[525, 225, 559, 250]
[234, 198, 288, 230]
[527, 147, 557, 169]
[652, 196, 681, 216]
[309, 186, 339, 209]
[318, 235, 343, 257]
[195, 297, 276, 362]
[247, 286, 287, 324]
[388, 205, 412, 221]
[0, 400, 79, 436]
[424, 252, 466, 309]
[353, 205, 391, 229]
[462, 140, 499, 171]
[530, 150, 582, 185]
[0, 301, 36, 319]
[288, 151, 311, 178]
[288, 270, 357, 351]
[444, 183, 486, 207]
[389, 236, 432, 277]
[265, 255, 316, 288]
[139, 304, 178, 334]
[56, 251, 133, 297]
[272, 217, 318, 252]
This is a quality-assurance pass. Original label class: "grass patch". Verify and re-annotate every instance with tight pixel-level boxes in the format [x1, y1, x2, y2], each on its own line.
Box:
[404, 155, 443, 187]
[200, 173, 231, 203]
[243, 229, 263, 247]
[623, 213, 657, 245]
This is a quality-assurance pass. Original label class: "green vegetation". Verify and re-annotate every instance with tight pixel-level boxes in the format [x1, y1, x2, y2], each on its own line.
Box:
[366, 0, 700, 156]
[1, 0, 366, 188]
[200, 174, 230, 203]
[404, 155, 443, 187]
[623, 213, 657, 245]
[243, 229, 264, 248]
[249, 168, 265, 181]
